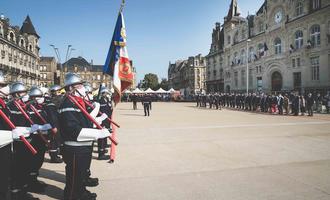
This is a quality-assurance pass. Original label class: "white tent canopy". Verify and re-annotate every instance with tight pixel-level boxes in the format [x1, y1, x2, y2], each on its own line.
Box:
[168, 88, 177, 93]
[132, 88, 143, 93]
[124, 90, 132, 94]
[144, 88, 155, 93]
[155, 88, 168, 93]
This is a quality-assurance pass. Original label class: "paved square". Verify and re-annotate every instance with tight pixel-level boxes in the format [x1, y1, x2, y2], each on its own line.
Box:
[35, 102, 330, 200]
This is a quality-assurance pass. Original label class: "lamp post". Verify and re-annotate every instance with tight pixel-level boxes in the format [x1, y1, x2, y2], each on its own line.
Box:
[246, 39, 251, 94]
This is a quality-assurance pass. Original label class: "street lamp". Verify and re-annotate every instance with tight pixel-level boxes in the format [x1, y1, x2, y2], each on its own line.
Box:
[246, 39, 251, 94]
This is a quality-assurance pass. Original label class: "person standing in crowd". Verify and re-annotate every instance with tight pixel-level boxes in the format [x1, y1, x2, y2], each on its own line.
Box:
[283, 94, 289, 115]
[59, 73, 109, 200]
[97, 86, 113, 160]
[306, 93, 314, 116]
[277, 93, 284, 115]
[45, 85, 63, 163]
[132, 94, 138, 110]
[293, 93, 300, 116]
[300, 95, 306, 115]
[142, 94, 151, 116]
[315, 93, 321, 113]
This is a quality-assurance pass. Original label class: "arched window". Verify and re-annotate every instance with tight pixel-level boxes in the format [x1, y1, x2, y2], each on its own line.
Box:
[274, 38, 282, 54]
[259, 21, 264, 32]
[233, 31, 239, 44]
[296, 1, 303, 16]
[9, 32, 15, 42]
[29, 44, 32, 51]
[240, 49, 246, 64]
[249, 47, 255, 61]
[295, 30, 303, 49]
[0, 25, 3, 36]
[234, 52, 238, 65]
[20, 39, 24, 47]
[310, 24, 320, 47]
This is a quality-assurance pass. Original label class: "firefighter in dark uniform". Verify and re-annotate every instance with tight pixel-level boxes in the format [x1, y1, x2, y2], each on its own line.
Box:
[59, 73, 110, 200]
[7, 82, 47, 200]
[25, 87, 53, 194]
[0, 74, 12, 200]
[97, 86, 113, 160]
[45, 85, 63, 163]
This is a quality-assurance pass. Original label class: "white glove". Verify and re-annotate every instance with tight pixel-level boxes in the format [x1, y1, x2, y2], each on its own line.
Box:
[93, 113, 108, 128]
[30, 124, 41, 133]
[40, 124, 52, 131]
[90, 102, 100, 119]
[12, 127, 30, 139]
[0, 130, 13, 147]
[77, 128, 110, 142]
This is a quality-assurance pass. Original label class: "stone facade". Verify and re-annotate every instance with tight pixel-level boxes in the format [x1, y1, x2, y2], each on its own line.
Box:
[168, 54, 206, 95]
[39, 57, 59, 87]
[206, 0, 330, 94]
[0, 14, 40, 85]
[62, 56, 112, 89]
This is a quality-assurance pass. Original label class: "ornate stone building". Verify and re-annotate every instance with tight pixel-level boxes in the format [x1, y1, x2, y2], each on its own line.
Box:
[62, 56, 112, 89]
[0, 14, 40, 85]
[39, 57, 60, 87]
[206, 0, 330, 94]
[168, 54, 206, 95]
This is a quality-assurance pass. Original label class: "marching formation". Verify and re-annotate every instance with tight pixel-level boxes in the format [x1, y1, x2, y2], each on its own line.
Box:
[196, 92, 330, 116]
[0, 72, 116, 200]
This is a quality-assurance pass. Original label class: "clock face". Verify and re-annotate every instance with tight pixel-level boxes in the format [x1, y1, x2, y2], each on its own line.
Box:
[274, 10, 283, 24]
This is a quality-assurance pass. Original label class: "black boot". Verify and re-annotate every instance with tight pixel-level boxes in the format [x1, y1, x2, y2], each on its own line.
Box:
[50, 156, 63, 163]
[83, 177, 99, 187]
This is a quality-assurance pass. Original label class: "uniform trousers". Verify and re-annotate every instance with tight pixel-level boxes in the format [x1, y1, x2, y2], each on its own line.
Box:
[0, 144, 11, 199]
[63, 145, 92, 200]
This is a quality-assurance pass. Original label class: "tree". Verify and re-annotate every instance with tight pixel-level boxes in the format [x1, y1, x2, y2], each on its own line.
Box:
[142, 73, 159, 90]
[159, 78, 169, 90]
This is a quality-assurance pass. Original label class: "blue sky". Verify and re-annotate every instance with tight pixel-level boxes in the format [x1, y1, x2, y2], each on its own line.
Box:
[2, 0, 264, 82]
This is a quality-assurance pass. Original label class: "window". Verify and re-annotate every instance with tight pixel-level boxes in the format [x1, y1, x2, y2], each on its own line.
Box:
[240, 49, 246, 64]
[0, 25, 3, 36]
[310, 25, 321, 47]
[295, 30, 304, 49]
[227, 55, 231, 66]
[9, 32, 14, 41]
[258, 43, 264, 57]
[242, 28, 246, 40]
[20, 39, 24, 47]
[311, 56, 320, 81]
[97, 75, 101, 80]
[234, 71, 238, 87]
[312, 0, 320, 10]
[274, 38, 282, 54]
[292, 58, 296, 68]
[249, 47, 255, 61]
[297, 57, 301, 67]
[241, 70, 246, 86]
[296, 1, 304, 16]
[227, 35, 231, 45]
[259, 21, 264, 32]
[249, 69, 253, 86]
[234, 31, 239, 44]
[234, 52, 238, 65]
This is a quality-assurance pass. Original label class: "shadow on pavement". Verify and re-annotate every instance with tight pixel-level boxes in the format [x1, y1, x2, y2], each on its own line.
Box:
[40, 168, 66, 184]
[120, 113, 145, 117]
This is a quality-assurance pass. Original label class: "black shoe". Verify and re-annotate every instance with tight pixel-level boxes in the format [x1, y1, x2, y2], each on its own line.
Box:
[50, 156, 63, 163]
[79, 190, 97, 200]
[83, 177, 99, 187]
[98, 154, 110, 160]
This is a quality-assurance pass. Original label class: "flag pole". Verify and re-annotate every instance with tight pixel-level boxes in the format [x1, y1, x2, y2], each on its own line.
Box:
[97, 0, 126, 101]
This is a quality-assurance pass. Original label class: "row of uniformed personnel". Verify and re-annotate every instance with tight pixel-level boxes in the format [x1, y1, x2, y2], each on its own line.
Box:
[0, 72, 113, 200]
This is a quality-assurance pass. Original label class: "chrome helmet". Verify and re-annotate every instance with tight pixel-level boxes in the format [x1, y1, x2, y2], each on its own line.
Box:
[100, 86, 110, 94]
[64, 72, 84, 87]
[83, 83, 93, 93]
[50, 84, 61, 92]
[29, 86, 43, 97]
[10, 82, 27, 94]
